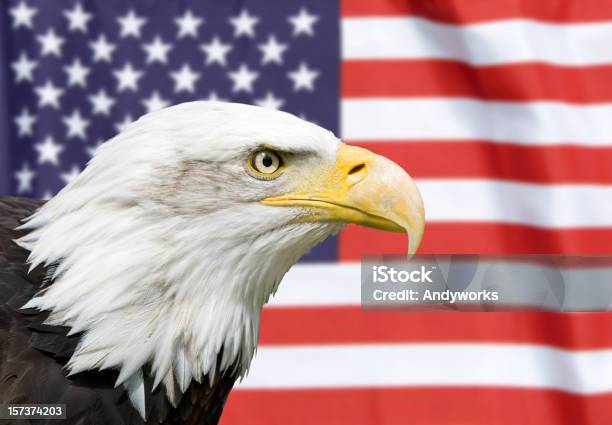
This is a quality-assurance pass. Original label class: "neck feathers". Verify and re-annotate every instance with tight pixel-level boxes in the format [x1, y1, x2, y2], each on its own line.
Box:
[17, 196, 339, 418]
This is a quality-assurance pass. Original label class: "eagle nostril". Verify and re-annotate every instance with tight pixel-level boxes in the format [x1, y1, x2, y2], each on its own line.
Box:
[348, 163, 366, 175]
[347, 163, 367, 186]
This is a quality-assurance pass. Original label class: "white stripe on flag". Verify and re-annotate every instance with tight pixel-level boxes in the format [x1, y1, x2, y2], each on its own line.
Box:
[342, 17, 612, 65]
[417, 179, 612, 227]
[269, 263, 361, 306]
[342, 98, 612, 146]
[238, 343, 612, 393]
[272, 260, 612, 308]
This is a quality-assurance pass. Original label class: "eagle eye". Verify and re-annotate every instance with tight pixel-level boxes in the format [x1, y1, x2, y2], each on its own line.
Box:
[247, 149, 284, 179]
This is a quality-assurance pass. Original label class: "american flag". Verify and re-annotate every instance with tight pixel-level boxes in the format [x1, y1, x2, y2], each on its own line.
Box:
[2, 0, 612, 424]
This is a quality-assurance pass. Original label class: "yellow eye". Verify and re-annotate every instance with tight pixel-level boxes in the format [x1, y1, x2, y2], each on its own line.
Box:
[248, 149, 284, 178]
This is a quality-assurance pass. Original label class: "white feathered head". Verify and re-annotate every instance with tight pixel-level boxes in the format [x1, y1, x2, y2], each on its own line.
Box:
[17, 102, 424, 417]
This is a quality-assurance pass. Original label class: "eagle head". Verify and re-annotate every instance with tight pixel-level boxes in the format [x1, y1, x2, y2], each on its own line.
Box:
[17, 101, 424, 417]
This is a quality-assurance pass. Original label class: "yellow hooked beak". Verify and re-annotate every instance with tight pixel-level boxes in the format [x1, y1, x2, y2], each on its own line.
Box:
[261, 144, 425, 254]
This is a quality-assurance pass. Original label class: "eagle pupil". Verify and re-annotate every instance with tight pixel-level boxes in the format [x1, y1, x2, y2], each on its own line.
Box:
[262, 155, 273, 168]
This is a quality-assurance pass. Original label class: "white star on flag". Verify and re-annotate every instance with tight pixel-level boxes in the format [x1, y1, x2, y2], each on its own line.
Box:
[229, 9, 259, 38]
[35, 136, 64, 166]
[142, 92, 170, 113]
[287, 62, 319, 91]
[9, 2, 37, 29]
[113, 63, 143, 92]
[62, 110, 90, 140]
[288, 8, 319, 36]
[170, 64, 201, 93]
[143, 36, 173, 64]
[89, 34, 116, 62]
[11, 52, 37, 83]
[64, 58, 90, 87]
[88, 89, 115, 116]
[258, 35, 288, 65]
[14, 108, 36, 137]
[255, 92, 284, 110]
[200, 36, 232, 66]
[15, 162, 35, 194]
[175, 10, 204, 38]
[63, 3, 92, 33]
[117, 9, 147, 38]
[228, 63, 258, 93]
[203, 91, 227, 102]
[37, 28, 65, 57]
[35, 80, 64, 108]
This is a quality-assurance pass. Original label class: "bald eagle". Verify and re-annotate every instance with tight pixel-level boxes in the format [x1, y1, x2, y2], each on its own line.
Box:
[0, 102, 424, 424]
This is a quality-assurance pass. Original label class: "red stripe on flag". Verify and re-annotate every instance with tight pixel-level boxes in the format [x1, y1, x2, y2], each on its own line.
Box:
[343, 60, 612, 104]
[341, 0, 610, 23]
[338, 224, 612, 258]
[260, 307, 612, 350]
[222, 387, 612, 425]
[346, 141, 612, 184]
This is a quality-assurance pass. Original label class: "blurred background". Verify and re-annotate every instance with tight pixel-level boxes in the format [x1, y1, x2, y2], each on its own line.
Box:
[2, 0, 612, 424]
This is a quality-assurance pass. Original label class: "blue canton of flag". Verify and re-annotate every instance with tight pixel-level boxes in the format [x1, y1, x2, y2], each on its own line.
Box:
[0, 0, 339, 260]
